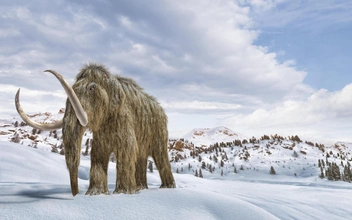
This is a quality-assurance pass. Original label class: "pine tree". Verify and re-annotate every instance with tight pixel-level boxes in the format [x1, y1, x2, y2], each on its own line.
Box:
[51, 145, 58, 153]
[199, 169, 203, 178]
[31, 128, 37, 135]
[11, 132, 20, 143]
[270, 166, 276, 175]
[293, 151, 299, 158]
[148, 161, 153, 172]
[83, 138, 90, 156]
[195, 169, 198, 177]
[332, 162, 341, 181]
[234, 167, 237, 173]
[174, 155, 179, 162]
[319, 166, 325, 179]
[213, 155, 218, 163]
[201, 161, 206, 169]
[220, 160, 224, 167]
[327, 166, 333, 180]
[344, 164, 352, 182]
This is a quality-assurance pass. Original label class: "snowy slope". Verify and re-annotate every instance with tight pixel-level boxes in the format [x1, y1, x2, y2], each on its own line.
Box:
[1, 141, 277, 220]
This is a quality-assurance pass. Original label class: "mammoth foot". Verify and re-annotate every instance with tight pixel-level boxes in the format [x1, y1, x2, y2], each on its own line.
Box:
[113, 187, 138, 194]
[160, 182, 176, 188]
[136, 184, 148, 191]
[85, 188, 110, 196]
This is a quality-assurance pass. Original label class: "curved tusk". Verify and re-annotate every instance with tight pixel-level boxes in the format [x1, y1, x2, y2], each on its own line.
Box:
[15, 89, 64, 131]
[44, 70, 88, 126]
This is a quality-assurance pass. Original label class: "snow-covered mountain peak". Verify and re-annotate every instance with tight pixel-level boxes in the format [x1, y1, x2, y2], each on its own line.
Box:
[183, 126, 246, 146]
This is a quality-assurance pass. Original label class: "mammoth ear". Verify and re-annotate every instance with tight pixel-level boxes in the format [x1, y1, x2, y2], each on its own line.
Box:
[111, 82, 126, 107]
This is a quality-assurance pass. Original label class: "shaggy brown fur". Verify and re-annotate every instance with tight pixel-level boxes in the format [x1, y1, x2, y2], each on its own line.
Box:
[63, 63, 175, 195]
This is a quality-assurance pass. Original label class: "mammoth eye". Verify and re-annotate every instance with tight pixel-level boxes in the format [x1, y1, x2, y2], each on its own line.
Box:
[87, 83, 97, 92]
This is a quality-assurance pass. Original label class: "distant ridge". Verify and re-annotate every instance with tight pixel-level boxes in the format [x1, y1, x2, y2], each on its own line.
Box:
[183, 126, 247, 146]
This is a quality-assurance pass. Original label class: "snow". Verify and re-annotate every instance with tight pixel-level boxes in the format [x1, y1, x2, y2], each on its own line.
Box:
[2, 141, 352, 220]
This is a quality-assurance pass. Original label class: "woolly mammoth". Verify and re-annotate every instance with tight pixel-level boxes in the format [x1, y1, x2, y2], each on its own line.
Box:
[15, 63, 176, 196]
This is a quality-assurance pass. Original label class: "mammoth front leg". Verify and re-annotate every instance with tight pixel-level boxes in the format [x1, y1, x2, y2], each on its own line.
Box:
[114, 137, 138, 194]
[86, 138, 110, 195]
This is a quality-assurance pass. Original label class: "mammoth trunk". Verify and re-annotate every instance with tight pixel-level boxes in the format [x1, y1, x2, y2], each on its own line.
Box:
[62, 102, 85, 196]
[68, 167, 79, 196]
[64, 141, 82, 196]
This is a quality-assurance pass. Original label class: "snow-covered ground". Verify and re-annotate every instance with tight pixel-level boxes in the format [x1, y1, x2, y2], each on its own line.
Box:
[1, 141, 352, 220]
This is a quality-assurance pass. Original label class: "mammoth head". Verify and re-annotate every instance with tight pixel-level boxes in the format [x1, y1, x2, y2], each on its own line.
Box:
[69, 66, 111, 131]
[15, 64, 114, 131]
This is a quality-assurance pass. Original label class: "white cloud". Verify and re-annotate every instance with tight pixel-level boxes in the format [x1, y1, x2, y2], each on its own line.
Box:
[218, 83, 352, 142]
[0, 84, 66, 119]
[161, 100, 241, 111]
[119, 16, 133, 28]
[1, 0, 309, 100]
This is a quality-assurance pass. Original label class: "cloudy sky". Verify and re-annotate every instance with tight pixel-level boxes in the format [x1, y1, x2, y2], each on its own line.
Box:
[1, 0, 351, 143]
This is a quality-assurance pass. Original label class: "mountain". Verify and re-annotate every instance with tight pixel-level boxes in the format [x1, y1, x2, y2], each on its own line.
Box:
[183, 126, 246, 146]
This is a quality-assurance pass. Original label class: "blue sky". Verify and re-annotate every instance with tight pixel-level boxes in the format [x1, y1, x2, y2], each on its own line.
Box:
[253, 0, 352, 91]
[1, 0, 352, 143]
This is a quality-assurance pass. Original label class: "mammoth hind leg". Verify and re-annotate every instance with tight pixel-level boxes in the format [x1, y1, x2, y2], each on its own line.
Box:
[153, 153, 176, 189]
[114, 160, 138, 194]
[113, 140, 139, 194]
[86, 164, 110, 195]
[135, 156, 148, 190]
